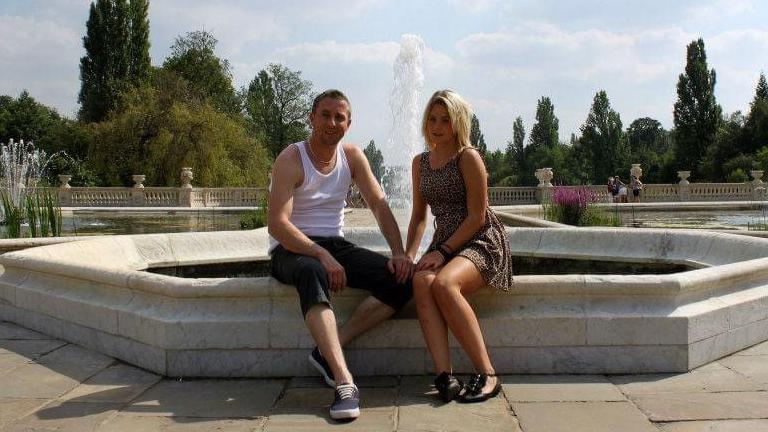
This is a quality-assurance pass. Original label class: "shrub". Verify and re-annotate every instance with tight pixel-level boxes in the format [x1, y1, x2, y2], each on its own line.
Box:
[544, 186, 619, 226]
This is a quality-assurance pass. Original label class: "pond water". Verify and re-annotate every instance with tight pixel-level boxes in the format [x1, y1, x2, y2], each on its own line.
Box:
[617, 208, 768, 230]
[31, 209, 254, 236]
[145, 257, 692, 279]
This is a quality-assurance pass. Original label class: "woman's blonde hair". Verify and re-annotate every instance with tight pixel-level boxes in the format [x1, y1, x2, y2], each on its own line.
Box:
[421, 89, 473, 150]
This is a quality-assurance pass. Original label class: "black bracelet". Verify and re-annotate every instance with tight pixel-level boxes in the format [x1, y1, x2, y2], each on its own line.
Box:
[436, 247, 450, 261]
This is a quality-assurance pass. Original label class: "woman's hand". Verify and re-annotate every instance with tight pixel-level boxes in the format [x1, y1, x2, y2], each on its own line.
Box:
[416, 250, 446, 271]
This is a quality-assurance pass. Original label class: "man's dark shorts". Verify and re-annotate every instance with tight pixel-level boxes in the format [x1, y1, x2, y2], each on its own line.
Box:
[271, 236, 413, 317]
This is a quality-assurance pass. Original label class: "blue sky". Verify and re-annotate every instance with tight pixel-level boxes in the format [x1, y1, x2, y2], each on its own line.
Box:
[1, 0, 767, 155]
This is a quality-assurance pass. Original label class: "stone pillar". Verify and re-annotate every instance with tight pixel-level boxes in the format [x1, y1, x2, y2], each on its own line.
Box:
[677, 170, 691, 201]
[58, 175, 72, 206]
[131, 175, 146, 206]
[751, 170, 765, 200]
[180, 167, 193, 207]
[535, 167, 554, 203]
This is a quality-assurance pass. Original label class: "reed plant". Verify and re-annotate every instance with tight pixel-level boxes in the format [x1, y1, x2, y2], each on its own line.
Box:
[1, 192, 24, 238]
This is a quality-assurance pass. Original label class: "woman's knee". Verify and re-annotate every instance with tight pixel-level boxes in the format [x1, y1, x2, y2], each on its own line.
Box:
[413, 271, 435, 300]
[431, 275, 459, 303]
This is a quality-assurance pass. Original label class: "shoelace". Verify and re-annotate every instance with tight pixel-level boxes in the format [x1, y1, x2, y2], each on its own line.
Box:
[336, 384, 357, 400]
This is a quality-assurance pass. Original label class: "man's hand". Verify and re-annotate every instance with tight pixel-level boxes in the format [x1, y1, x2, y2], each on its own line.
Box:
[416, 251, 445, 271]
[387, 254, 415, 284]
[315, 248, 347, 292]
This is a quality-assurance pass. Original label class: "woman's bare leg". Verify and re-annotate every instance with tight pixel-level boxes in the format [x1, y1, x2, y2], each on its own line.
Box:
[432, 257, 498, 393]
[413, 269, 451, 374]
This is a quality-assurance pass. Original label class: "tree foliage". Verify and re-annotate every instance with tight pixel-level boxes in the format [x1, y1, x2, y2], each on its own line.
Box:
[673, 38, 722, 174]
[529, 97, 559, 149]
[469, 114, 487, 156]
[163, 31, 240, 115]
[579, 90, 627, 184]
[89, 70, 271, 187]
[363, 139, 385, 184]
[79, 0, 149, 122]
[243, 63, 313, 157]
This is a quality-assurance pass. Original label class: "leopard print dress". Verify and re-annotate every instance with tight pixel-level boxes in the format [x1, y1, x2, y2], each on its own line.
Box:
[419, 149, 513, 290]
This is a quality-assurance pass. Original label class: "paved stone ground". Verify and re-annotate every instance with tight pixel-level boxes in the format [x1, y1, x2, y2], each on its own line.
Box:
[1, 322, 768, 431]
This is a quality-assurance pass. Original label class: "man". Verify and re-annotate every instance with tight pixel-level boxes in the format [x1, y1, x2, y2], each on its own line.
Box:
[267, 89, 413, 421]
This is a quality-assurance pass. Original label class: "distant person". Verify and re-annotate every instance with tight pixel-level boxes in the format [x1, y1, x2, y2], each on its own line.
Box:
[631, 175, 643, 202]
[405, 90, 513, 403]
[614, 175, 628, 203]
[607, 177, 616, 202]
[268, 89, 414, 421]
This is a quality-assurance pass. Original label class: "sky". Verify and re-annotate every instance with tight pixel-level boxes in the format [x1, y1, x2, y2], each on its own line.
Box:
[1, 0, 767, 154]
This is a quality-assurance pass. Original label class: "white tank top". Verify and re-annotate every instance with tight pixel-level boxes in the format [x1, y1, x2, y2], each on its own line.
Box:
[269, 141, 352, 251]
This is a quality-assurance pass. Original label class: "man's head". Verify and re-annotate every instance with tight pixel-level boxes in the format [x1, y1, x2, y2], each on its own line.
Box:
[310, 89, 352, 147]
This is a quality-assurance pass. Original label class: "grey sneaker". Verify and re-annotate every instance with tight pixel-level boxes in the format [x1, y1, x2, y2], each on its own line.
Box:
[330, 383, 360, 420]
[308, 347, 335, 388]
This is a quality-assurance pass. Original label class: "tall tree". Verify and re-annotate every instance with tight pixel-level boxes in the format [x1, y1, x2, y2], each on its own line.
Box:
[128, 0, 151, 86]
[469, 114, 487, 155]
[363, 140, 385, 184]
[511, 116, 525, 171]
[529, 97, 559, 149]
[743, 73, 768, 155]
[579, 90, 627, 184]
[243, 63, 313, 157]
[673, 38, 721, 174]
[79, 0, 145, 122]
[163, 30, 240, 114]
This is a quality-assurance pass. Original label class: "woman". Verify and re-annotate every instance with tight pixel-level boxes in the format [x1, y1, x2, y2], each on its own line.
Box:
[405, 90, 513, 403]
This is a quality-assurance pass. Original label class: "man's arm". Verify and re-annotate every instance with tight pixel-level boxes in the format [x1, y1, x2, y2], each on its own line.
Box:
[268, 146, 347, 291]
[344, 144, 413, 283]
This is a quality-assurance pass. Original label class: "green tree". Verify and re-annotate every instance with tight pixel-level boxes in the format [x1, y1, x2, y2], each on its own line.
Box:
[89, 70, 271, 187]
[363, 139, 385, 184]
[700, 112, 746, 181]
[499, 116, 525, 185]
[243, 63, 313, 157]
[79, 0, 131, 122]
[673, 38, 722, 174]
[743, 73, 768, 155]
[469, 114, 487, 155]
[128, 0, 151, 86]
[579, 90, 627, 184]
[163, 30, 240, 115]
[626, 117, 671, 183]
[529, 97, 559, 149]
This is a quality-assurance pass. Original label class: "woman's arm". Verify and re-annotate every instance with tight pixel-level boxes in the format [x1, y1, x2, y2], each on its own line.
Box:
[405, 154, 428, 261]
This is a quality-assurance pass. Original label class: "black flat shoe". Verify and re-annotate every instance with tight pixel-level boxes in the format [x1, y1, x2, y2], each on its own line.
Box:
[434, 371, 463, 402]
[459, 373, 501, 403]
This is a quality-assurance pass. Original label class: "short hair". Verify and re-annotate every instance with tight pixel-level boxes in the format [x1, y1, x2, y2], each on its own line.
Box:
[311, 89, 352, 119]
[421, 89, 473, 150]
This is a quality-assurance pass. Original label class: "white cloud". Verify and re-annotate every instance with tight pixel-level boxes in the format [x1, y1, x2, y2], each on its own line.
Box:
[0, 15, 82, 116]
[276, 41, 400, 64]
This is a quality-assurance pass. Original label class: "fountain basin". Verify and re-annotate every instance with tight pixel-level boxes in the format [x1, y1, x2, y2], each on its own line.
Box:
[1, 227, 768, 376]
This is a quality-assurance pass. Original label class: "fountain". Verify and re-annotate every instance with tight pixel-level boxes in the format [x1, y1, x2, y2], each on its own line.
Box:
[0, 139, 48, 208]
[2, 38, 768, 378]
[381, 34, 425, 208]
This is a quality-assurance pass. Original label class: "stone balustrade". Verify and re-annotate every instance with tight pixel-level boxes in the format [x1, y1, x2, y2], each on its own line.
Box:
[7, 165, 767, 208]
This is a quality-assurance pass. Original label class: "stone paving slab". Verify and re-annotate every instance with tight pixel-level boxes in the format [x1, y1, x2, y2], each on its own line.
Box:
[630, 391, 768, 421]
[0, 339, 66, 358]
[0, 363, 94, 398]
[0, 352, 32, 374]
[265, 387, 395, 431]
[609, 362, 767, 394]
[737, 341, 768, 356]
[0, 322, 52, 340]
[719, 355, 768, 384]
[35, 344, 115, 369]
[59, 363, 162, 403]
[659, 419, 768, 431]
[397, 376, 521, 432]
[4, 401, 122, 432]
[287, 375, 398, 389]
[512, 401, 659, 432]
[97, 415, 264, 431]
[122, 379, 284, 418]
[0, 398, 52, 430]
[502, 374, 626, 402]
